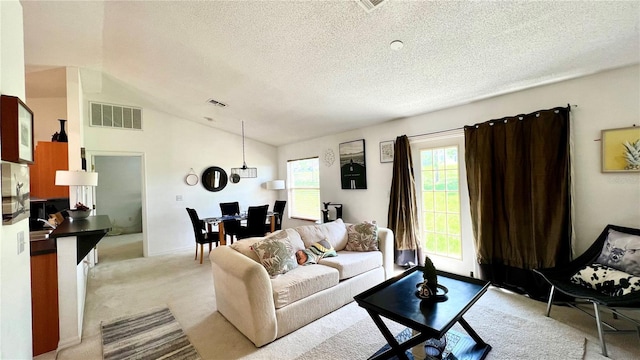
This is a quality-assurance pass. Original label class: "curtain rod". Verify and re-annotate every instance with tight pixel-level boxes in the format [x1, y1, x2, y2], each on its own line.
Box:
[406, 104, 577, 139]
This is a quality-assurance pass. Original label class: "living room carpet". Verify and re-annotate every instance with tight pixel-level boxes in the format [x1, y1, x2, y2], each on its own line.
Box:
[101, 307, 201, 360]
[295, 304, 586, 360]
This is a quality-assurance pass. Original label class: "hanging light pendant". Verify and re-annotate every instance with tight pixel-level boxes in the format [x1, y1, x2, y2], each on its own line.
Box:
[231, 120, 257, 179]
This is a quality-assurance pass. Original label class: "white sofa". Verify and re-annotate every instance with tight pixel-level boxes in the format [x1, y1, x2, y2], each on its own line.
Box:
[209, 219, 394, 347]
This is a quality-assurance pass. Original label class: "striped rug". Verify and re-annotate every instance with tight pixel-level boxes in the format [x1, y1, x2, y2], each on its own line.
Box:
[101, 307, 201, 360]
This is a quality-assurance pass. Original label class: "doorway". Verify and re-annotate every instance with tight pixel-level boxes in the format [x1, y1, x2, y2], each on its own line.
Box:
[89, 152, 146, 262]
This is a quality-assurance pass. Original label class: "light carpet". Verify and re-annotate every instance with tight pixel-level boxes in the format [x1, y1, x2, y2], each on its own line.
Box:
[101, 307, 201, 360]
[295, 301, 585, 359]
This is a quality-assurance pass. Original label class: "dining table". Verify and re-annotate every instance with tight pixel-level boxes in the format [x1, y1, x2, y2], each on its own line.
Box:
[204, 212, 276, 245]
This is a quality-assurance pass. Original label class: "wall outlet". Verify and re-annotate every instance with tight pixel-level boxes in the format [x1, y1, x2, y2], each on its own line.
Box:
[176, 195, 183, 201]
[17, 231, 25, 255]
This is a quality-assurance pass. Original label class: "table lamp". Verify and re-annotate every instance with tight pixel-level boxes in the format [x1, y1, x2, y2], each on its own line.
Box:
[55, 170, 99, 209]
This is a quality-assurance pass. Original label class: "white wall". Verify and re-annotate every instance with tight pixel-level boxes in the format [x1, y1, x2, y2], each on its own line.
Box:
[279, 65, 640, 256]
[83, 75, 279, 256]
[0, 1, 34, 358]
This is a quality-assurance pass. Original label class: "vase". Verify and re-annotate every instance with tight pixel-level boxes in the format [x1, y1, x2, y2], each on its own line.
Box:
[57, 119, 68, 142]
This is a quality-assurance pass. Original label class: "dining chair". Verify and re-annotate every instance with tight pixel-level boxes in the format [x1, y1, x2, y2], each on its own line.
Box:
[237, 204, 269, 239]
[265, 200, 287, 233]
[186, 208, 220, 264]
[219, 202, 241, 244]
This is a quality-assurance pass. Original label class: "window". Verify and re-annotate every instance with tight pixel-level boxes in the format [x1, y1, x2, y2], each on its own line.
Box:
[287, 157, 320, 220]
[420, 146, 462, 259]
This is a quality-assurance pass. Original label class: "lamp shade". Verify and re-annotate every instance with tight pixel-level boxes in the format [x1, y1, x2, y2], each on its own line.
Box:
[266, 180, 285, 190]
[55, 170, 99, 186]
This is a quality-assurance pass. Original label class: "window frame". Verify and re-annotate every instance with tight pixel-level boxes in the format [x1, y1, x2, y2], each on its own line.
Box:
[286, 157, 321, 221]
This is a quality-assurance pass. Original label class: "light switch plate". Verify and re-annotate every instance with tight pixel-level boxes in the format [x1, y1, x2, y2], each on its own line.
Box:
[17, 231, 24, 254]
[176, 195, 183, 201]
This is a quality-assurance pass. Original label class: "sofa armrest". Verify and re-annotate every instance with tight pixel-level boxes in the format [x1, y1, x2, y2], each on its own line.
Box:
[377, 227, 394, 279]
[209, 246, 277, 347]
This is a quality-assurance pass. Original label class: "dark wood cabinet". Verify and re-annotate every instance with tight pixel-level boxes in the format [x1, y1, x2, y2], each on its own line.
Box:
[30, 141, 69, 198]
[1, 95, 34, 164]
[30, 251, 59, 355]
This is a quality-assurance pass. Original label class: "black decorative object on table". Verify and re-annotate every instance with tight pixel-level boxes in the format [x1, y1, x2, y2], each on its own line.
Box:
[416, 255, 449, 302]
[57, 119, 68, 142]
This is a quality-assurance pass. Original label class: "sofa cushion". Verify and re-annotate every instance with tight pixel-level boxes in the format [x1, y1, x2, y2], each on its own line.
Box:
[295, 218, 348, 251]
[596, 229, 640, 276]
[271, 264, 339, 309]
[318, 250, 382, 280]
[251, 236, 298, 277]
[346, 221, 379, 251]
[570, 263, 640, 296]
[229, 237, 262, 263]
[267, 228, 305, 252]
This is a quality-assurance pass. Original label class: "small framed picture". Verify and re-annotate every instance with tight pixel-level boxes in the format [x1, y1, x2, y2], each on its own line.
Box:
[380, 140, 394, 163]
[601, 126, 640, 172]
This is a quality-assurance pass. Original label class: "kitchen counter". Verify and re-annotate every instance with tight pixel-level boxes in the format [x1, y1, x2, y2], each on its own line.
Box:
[49, 215, 111, 264]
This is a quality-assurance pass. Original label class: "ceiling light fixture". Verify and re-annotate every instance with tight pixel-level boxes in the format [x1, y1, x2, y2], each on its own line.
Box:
[390, 40, 404, 50]
[230, 120, 257, 180]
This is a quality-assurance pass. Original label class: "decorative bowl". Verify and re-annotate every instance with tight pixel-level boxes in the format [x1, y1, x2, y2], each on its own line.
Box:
[67, 208, 92, 219]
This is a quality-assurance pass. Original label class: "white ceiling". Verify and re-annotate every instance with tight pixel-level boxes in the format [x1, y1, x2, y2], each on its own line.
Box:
[20, 0, 640, 146]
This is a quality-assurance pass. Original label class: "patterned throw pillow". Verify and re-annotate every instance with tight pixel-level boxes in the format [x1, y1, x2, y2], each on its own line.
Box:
[596, 229, 640, 276]
[309, 239, 337, 258]
[570, 263, 640, 296]
[251, 237, 297, 277]
[345, 221, 378, 251]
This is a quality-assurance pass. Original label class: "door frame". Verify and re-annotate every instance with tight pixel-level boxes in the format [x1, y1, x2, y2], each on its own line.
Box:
[86, 150, 148, 257]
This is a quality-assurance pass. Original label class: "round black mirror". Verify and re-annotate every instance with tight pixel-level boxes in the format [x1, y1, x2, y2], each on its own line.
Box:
[230, 173, 241, 184]
[201, 166, 228, 192]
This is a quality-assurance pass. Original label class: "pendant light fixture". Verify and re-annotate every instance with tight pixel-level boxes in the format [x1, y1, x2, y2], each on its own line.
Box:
[230, 120, 257, 180]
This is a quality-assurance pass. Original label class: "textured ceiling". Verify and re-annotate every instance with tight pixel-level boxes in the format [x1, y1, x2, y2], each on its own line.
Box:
[21, 0, 640, 146]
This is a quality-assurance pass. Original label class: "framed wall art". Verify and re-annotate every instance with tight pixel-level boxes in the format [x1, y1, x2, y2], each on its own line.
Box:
[601, 126, 640, 172]
[1, 162, 30, 224]
[339, 139, 367, 189]
[1, 95, 34, 164]
[380, 140, 394, 163]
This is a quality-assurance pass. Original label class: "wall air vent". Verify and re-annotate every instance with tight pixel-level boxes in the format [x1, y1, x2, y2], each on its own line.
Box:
[90, 102, 142, 130]
[207, 98, 227, 107]
[357, 0, 387, 12]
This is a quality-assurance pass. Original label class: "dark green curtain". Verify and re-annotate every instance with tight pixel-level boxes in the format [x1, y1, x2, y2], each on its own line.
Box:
[387, 135, 423, 266]
[464, 107, 572, 298]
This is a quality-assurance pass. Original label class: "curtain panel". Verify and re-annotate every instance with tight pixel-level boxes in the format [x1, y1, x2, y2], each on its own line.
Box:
[387, 135, 423, 266]
[464, 107, 572, 297]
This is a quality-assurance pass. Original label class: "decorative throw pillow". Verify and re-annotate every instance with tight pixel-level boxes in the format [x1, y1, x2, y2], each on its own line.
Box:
[308, 239, 337, 258]
[570, 263, 640, 296]
[346, 221, 379, 251]
[251, 237, 297, 277]
[596, 229, 640, 276]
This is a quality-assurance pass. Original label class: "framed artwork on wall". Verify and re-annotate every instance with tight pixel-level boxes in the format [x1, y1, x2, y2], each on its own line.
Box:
[1, 162, 30, 224]
[339, 139, 367, 189]
[601, 126, 640, 172]
[380, 140, 394, 163]
[1, 95, 34, 164]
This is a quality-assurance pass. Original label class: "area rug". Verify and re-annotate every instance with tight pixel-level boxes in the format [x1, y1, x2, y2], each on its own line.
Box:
[296, 305, 586, 360]
[101, 307, 201, 360]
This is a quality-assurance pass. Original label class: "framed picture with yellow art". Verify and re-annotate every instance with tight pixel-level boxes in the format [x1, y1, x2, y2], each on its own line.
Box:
[601, 126, 640, 172]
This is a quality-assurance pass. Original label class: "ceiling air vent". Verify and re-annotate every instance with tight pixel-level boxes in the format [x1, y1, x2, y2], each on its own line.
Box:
[357, 0, 387, 12]
[207, 98, 227, 107]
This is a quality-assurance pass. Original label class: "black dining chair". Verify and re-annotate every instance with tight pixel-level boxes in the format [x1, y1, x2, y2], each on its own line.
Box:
[237, 205, 269, 239]
[219, 202, 241, 244]
[265, 200, 287, 233]
[186, 208, 220, 264]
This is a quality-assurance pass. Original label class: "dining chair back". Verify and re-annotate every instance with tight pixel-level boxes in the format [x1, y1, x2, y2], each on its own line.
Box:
[219, 202, 241, 244]
[237, 204, 269, 239]
[186, 208, 219, 264]
[272, 200, 287, 231]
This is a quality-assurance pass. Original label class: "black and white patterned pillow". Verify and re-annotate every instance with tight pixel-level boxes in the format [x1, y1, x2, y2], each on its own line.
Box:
[570, 263, 640, 296]
[596, 229, 640, 276]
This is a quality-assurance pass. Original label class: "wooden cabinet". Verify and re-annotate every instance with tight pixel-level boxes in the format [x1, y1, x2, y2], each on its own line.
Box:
[30, 252, 59, 356]
[30, 142, 69, 198]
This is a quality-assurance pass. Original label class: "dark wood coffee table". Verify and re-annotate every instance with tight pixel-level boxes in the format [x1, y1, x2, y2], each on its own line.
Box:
[354, 266, 491, 360]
